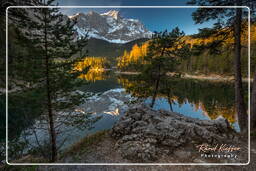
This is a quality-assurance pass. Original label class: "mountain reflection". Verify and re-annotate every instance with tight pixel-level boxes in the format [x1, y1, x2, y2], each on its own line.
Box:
[73, 57, 239, 127]
[104, 108, 120, 116]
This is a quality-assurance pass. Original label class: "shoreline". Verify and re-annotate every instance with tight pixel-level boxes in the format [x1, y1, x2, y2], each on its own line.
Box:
[114, 71, 252, 82]
[114, 71, 140, 75]
[181, 73, 252, 82]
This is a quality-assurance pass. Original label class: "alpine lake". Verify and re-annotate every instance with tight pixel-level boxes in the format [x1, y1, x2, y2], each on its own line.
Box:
[4, 69, 249, 158]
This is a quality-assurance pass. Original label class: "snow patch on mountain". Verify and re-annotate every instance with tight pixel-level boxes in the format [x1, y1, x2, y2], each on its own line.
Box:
[69, 10, 152, 43]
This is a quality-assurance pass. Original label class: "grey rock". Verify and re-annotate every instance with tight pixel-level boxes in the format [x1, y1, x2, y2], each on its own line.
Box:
[133, 121, 147, 128]
[119, 141, 157, 162]
[111, 105, 236, 162]
[174, 150, 192, 158]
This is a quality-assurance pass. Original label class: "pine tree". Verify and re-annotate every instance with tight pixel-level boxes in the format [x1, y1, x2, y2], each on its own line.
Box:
[143, 27, 190, 107]
[1, 0, 42, 88]
[188, 0, 256, 132]
[8, 0, 88, 161]
[0, 0, 45, 163]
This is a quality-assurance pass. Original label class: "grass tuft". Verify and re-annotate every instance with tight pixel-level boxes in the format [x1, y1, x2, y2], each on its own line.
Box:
[60, 130, 109, 159]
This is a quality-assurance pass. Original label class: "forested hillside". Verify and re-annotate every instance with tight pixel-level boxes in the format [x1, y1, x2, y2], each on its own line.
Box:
[78, 38, 148, 64]
[117, 24, 256, 76]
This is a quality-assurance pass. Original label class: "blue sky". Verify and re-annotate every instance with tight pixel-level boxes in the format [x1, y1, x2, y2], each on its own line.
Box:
[57, 0, 216, 35]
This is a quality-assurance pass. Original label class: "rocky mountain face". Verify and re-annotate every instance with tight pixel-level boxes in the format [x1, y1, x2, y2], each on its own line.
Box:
[68, 10, 152, 43]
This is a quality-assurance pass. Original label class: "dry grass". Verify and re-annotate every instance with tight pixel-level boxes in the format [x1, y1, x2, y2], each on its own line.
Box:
[60, 130, 109, 158]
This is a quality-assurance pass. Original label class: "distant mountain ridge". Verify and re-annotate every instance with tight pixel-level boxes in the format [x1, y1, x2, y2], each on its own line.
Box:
[68, 10, 152, 43]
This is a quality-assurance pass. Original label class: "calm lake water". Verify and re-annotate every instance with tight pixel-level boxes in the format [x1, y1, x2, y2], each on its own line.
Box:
[79, 72, 241, 132]
[5, 71, 246, 157]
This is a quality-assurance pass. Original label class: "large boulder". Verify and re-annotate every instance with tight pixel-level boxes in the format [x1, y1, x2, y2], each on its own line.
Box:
[110, 105, 236, 162]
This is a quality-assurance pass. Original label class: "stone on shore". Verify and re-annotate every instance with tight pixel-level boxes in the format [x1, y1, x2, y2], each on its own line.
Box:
[110, 105, 236, 162]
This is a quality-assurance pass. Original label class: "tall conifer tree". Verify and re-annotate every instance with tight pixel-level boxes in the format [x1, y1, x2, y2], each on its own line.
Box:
[188, 0, 256, 132]
[143, 27, 190, 107]
[9, 0, 88, 161]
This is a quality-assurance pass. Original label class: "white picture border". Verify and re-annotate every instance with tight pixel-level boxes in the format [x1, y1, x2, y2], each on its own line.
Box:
[6, 6, 251, 166]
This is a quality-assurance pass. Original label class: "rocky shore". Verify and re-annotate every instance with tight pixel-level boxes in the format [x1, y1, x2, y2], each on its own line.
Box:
[57, 104, 248, 165]
[12, 105, 252, 170]
[110, 104, 238, 162]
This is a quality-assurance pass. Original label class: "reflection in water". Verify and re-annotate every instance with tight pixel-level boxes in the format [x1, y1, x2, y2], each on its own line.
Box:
[78, 69, 108, 82]
[5, 71, 245, 161]
[117, 75, 238, 128]
[74, 57, 110, 82]
[104, 108, 119, 116]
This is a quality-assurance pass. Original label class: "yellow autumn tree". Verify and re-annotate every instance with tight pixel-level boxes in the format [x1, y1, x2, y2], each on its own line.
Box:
[117, 42, 150, 70]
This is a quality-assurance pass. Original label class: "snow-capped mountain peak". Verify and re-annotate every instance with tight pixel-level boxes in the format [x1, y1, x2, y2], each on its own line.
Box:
[101, 10, 121, 20]
[68, 10, 152, 43]
[68, 12, 85, 19]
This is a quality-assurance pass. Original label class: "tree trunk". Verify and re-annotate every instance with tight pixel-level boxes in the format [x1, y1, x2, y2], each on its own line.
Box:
[251, 71, 256, 130]
[150, 46, 167, 108]
[43, 9, 57, 162]
[234, 2, 248, 133]
[151, 62, 162, 108]
[167, 90, 173, 111]
[168, 97, 173, 112]
[151, 76, 160, 108]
